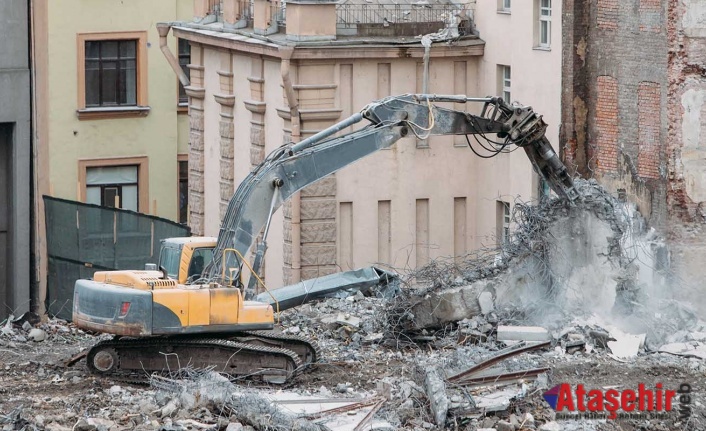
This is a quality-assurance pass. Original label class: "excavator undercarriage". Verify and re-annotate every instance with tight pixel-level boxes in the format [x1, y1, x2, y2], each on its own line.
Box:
[84, 331, 319, 385]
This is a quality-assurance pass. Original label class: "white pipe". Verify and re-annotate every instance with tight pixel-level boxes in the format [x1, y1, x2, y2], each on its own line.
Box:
[156, 23, 190, 87]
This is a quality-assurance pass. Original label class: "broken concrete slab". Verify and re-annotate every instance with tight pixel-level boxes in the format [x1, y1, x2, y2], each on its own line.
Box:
[496, 326, 551, 342]
[404, 280, 494, 330]
[336, 313, 361, 329]
[477, 291, 494, 315]
[607, 329, 645, 359]
[659, 342, 706, 359]
[423, 368, 449, 426]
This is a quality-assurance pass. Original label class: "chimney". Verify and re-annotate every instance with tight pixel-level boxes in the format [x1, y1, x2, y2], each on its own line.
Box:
[223, 0, 247, 28]
[194, 0, 210, 20]
[285, 0, 337, 41]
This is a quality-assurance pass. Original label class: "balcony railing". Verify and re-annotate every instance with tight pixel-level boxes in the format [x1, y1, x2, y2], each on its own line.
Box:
[336, 3, 459, 28]
[208, 0, 223, 16]
[235, 0, 285, 28]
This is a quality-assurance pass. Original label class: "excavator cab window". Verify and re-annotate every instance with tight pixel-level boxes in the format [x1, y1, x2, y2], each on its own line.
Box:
[188, 247, 214, 282]
[159, 245, 182, 279]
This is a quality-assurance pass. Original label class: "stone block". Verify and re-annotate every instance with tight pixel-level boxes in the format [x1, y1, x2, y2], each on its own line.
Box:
[219, 120, 235, 139]
[301, 198, 336, 220]
[250, 146, 265, 166]
[496, 325, 551, 342]
[283, 220, 292, 242]
[301, 265, 337, 280]
[301, 245, 336, 265]
[220, 159, 234, 181]
[189, 113, 205, 131]
[300, 221, 336, 243]
[283, 242, 292, 265]
[190, 173, 204, 193]
[189, 131, 204, 151]
[220, 181, 233, 201]
[301, 177, 336, 197]
[220, 138, 234, 159]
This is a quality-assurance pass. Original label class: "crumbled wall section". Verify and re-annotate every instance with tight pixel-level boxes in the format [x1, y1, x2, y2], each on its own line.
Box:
[667, 0, 706, 221]
[560, 0, 668, 227]
[637, 82, 661, 179]
[595, 76, 619, 173]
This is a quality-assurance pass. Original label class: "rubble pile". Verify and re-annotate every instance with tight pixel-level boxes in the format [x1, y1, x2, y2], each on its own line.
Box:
[1, 180, 706, 430]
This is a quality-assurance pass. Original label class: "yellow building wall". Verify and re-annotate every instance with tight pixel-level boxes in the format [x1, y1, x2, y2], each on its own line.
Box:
[46, 0, 192, 220]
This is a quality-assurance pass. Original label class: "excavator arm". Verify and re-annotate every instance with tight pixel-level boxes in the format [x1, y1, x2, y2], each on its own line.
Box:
[202, 94, 578, 297]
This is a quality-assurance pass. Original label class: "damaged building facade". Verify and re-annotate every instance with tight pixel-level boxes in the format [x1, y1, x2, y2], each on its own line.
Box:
[561, 0, 706, 298]
[170, 0, 563, 288]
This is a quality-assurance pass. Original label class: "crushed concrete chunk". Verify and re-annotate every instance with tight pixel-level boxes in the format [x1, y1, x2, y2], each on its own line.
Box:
[477, 291, 495, 315]
[607, 330, 645, 359]
[497, 325, 551, 342]
[336, 313, 361, 329]
[539, 421, 561, 431]
[28, 328, 47, 342]
[423, 368, 448, 426]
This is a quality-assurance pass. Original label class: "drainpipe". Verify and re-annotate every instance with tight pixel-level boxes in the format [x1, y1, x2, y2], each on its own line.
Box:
[156, 23, 190, 87]
[280, 46, 301, 283]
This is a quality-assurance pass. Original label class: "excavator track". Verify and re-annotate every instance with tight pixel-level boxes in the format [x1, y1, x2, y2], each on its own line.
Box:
[234, 331, 321, 366]
[85, 337, 302, 385]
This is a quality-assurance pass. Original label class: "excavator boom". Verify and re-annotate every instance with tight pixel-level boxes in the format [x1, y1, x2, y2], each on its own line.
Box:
[202, 94, 578, 295]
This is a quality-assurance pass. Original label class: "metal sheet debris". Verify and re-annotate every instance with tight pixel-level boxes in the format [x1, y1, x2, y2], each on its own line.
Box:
[255, 266, 398, 311]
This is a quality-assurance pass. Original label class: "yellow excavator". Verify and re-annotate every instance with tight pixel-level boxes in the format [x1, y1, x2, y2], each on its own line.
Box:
[72, 94, 578, 384]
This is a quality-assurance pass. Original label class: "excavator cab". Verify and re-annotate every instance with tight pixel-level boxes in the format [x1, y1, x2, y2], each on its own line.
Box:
[157, 237, 216, 284]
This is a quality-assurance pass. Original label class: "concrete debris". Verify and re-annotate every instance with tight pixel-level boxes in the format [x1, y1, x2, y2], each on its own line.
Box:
[539, 421, 561, 431]
[423, 368, 449, 426]
[659, 341, 706, 359]
[336, 313, 362, 329]
[477, 291, 494, 315]
[496, 325, 551, 343]
[28, 328, 47, 342]
[607, 329, 645, 359]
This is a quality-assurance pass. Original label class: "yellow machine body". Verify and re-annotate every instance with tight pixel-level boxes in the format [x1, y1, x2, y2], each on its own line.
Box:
[72, 237, 275, 336]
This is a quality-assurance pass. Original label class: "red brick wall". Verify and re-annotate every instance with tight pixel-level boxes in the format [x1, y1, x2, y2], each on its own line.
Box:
[637, 82, 661, 179]
[597, 0, 618, 30]
[640, 0, 660, 10]
[596, 76, 619, 173]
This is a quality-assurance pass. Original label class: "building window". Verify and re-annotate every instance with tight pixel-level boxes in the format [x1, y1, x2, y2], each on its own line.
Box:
[178, 39, 190, 106]
[86, 166, 139, 211]
[77, 32, 148, 119]
[498, 0, 511, 12]
[85, 40, 137, 107]
[178, 158, 189, 223]
[496, 200, 511, 246]
[79, 157, 149, 213]
[498, 65, 511, 103]
[537, 0, 552, 48]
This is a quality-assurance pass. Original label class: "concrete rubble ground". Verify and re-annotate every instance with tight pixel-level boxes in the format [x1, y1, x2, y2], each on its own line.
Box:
[1, 180, 706, 430]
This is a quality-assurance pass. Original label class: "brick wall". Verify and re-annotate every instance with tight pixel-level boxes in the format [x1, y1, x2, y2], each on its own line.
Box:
[637, 82, 661, 179]
[561, 0, 668, 226]
[597, 0, 618, 30]
[596, 76, 619, 173]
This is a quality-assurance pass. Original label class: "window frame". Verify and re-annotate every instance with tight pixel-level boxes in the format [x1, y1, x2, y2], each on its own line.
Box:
[177, 39, 191, 110]
[498, 65, 511, 103]
[77, 31, 149, 120]
[78, 157, 149, 213]
[498, 0, 511, 13]
[539, 0, 552, 48]
[177, 154, 189, 224]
